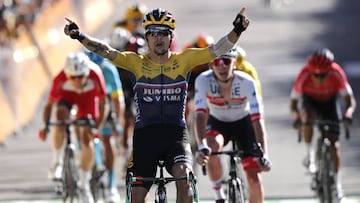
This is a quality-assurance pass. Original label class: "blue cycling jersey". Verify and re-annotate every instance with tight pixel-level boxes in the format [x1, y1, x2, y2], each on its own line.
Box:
[101, 60, 123, 97]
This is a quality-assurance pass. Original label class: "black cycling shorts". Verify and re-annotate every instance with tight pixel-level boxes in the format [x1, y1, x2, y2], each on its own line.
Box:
[302, 95, 340, 134]
[206, 114, 259, 158]
[127, 124, 193, 190]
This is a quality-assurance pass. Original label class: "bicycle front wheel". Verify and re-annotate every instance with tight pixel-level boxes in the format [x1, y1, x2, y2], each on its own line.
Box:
[63, 146, 79, 202]
[155, 186, 167, 203]
[319, 140, 336, 203]
[228, 178, 246, 203]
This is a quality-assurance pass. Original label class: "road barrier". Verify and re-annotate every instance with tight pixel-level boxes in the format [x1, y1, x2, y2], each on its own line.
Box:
[0, 0, 115, 142]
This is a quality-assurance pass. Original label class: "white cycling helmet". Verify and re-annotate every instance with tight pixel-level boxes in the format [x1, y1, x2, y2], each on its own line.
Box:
[218, 48, 238, 59]
[110, 27, 132, 51]
[64, 52, 90, 76]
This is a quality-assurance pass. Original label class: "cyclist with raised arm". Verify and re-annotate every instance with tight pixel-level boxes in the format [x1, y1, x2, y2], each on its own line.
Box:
[39, 52, 107, 203]
[64, 7, 249, 203]
[194, 49, 271, 203]
[289, 48, 356, 200]
[84, 50, 125, 202]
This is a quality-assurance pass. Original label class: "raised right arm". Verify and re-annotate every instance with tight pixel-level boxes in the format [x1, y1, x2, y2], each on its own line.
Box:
[63, 19, 119, 61]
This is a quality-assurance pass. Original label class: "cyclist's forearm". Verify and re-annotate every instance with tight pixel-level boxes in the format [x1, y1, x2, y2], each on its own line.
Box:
[42, 101, 53, 124]
[252, 119, 268, 155]
[289, 99, 299, 119]
[194, 112, 207, 146]
[344, 94, 356, 117]
[81, 35, 118, 61]
[96, 97, 106, 128]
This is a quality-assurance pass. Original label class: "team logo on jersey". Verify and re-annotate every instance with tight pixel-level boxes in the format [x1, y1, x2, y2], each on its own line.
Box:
[141, 87, 182, 102]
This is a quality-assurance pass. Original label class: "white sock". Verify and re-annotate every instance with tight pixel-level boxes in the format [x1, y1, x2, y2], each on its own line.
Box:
[52, 146, 64, 166]
[212, 178, 225, 200]
[79, 169, 91, 189]
[305, 143, 311, 158]
[309, 147, 315, 164]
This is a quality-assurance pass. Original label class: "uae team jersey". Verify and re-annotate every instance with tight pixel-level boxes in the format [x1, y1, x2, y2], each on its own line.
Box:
[49, 62, 107, 119]
[194, 70, 262, 122]
[111, 48, 213, 129]
[290, 62, 353, 102]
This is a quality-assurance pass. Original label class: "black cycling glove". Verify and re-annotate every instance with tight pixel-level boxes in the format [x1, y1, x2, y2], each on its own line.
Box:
[68, 21, 85, 42]
[232, 14, 248, 36]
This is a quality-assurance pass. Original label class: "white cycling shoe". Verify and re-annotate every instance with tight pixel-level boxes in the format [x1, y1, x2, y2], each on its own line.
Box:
[48, 163, 63, 181]
[79, 186, 94, 203]
[302, 156, 316, 174]
[107, 187, 120, 203]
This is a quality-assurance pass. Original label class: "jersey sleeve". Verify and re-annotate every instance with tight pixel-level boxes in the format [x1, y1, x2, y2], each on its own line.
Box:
[194, 73, 209, 113]
[244, 74, 262, 121]
[111, 51, 143, 77]
[290, 67, 308, 100]
[181, 48, 213, 73]
[332, 63, 354, 96]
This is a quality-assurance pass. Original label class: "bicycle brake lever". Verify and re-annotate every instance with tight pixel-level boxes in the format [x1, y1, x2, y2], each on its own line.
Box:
[202, 165, 207, 176]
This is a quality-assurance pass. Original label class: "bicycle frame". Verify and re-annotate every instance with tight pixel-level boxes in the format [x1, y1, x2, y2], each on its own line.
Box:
[47, 117, 99, 203]
[203, 141, 247, 203]
[312, 120, 339, 203]
[90, 133, 106, 203]
[126, 160, 199, 203]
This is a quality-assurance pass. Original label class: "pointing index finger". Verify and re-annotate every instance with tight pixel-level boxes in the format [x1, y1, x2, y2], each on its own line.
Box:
[65, 17, 73, 23]
[240, 7, 246, 15]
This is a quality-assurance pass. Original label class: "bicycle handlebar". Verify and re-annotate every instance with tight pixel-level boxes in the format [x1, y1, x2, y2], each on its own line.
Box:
[39, 115, 98, 141]
[202, 150, 245, 176]
[296, 119, 351, 142]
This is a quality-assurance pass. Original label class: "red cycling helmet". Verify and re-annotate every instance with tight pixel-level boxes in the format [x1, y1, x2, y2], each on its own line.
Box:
[307, 48, 334, 74]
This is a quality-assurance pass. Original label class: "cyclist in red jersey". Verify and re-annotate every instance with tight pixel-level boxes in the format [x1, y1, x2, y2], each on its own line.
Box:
[39, 52, 107, 203]
[289, 48, 356, 200]
[64, 7, 249, 203]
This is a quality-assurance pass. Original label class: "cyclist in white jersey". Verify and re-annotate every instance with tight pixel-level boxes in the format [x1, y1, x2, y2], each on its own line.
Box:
[194, 49, 271, 203]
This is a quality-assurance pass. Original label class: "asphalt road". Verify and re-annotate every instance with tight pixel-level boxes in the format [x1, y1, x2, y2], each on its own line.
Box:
[0, 0, 360, 202]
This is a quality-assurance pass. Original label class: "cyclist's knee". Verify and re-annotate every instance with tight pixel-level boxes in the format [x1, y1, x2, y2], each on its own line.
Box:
[246, 170, 261, 185]
[172, 162, 192, 177]
[131, 187, 148, 203]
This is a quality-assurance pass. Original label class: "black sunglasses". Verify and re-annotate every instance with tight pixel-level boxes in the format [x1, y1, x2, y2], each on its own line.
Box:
[313, 73, 328, 78]
[146, 30, 170, 37]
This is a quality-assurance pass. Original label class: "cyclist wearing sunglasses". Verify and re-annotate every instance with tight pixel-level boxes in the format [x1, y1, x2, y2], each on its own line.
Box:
[194, 49, 271, 203]
[64, 7, 249, 203]
[39, 52, 107, 203]
[289, 48, 356, 200]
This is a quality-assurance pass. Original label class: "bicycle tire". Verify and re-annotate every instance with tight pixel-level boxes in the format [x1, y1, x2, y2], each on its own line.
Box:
[155, 186, 167, 203]
[90, 168, 106, 203]
[228, 179, 245, 203]
[63, 146, 79, 203]
[320, 140, 335, 203]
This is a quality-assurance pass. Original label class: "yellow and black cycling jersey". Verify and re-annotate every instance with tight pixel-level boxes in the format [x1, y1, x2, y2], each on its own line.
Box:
[111, 48, 212, 129]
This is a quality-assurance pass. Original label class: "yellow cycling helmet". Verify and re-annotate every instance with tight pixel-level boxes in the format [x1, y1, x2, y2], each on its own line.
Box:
[235, 46, 246, 59]
[124, 3, 147, 21]
[142, 8, 176, 30]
